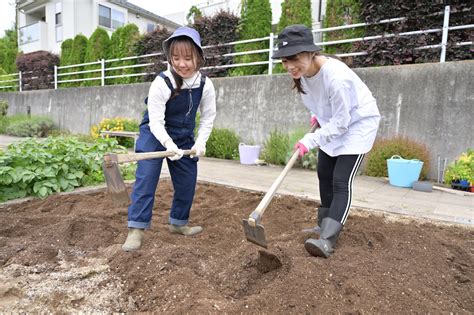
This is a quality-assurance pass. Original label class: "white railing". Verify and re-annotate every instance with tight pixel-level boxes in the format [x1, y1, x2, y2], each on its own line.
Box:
[1, 5, 471, 92]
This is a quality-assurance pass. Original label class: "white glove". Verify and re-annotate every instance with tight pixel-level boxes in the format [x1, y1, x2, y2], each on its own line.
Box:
[190, 142, 206, 158]
[163, 139, 184, 161]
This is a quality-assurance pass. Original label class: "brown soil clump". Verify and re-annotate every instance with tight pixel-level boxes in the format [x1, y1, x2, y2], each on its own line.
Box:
[0, 180, 472, 312]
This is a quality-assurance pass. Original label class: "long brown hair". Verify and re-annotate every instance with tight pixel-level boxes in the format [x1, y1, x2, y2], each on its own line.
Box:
[289, 52, 342, 94]
[168, 37, 204, 98]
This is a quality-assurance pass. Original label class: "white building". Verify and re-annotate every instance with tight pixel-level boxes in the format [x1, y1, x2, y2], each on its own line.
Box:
[16, 0, 181, 54]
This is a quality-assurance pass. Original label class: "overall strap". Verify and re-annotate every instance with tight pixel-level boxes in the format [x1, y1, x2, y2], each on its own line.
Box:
[158, 72, 174, 92]
[144, 72, 173, 105]
[199, 72, 206, 89]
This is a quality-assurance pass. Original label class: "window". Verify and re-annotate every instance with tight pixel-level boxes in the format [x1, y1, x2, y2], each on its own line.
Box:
[55, 13, 62, 25]
[55, 1, 62, 42]
[99, 5, 111, 28]
[112, 10, 125, 29]
[56, 26, 63, 42]
[19, 23, 39, 44]
[99, 4, 125, 30]
[147, 23, 155, 33]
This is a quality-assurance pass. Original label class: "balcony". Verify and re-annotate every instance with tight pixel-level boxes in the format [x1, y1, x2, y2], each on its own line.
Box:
[19, 21, 48, 53]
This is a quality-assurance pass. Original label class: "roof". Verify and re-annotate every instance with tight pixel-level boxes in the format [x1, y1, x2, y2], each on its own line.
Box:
[110, 0, 182, 30]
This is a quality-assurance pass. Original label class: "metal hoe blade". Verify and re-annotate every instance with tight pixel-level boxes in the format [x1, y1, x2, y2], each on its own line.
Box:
[102, 159, 131, 207]
[242, 219, 267, 248]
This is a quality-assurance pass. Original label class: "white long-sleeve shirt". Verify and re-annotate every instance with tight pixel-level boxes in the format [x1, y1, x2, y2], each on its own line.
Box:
[299, 58, 381, 156]
[147, 70, 216, 148]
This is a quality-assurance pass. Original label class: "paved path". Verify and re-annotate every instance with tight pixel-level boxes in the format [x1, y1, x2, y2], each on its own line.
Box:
[163, 157, 473, 226]
[0, 135, 23, 150]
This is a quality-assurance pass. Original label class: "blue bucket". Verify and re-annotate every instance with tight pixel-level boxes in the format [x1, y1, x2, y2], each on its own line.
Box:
[386, 155, 423, 188]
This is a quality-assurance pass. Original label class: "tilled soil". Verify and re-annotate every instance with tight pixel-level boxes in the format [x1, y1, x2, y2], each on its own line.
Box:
[0, 180, 472, 313]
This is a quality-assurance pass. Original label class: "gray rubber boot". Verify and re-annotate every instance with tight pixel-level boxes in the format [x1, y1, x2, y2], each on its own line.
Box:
[122, 228, 145, 252]
[169, 224, 203, 236]
[301, 207, 329, 234]
[304, 217, 343, 258]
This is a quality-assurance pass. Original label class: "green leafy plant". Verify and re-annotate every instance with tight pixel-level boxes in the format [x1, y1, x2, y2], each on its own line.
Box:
[5, 115, 56, 137]
[444, 149, 474, 185]
[365, 136, 431, 179]
[262, 130, 290, 165]
[206, 128, 240, 160]
[0, 136, 126, 201]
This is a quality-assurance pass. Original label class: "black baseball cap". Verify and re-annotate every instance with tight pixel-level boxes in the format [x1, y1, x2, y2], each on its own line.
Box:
[272, 24, 321, 59]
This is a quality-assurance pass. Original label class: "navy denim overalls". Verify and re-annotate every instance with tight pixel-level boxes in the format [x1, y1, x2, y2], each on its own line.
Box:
[127, 72, 206, 229]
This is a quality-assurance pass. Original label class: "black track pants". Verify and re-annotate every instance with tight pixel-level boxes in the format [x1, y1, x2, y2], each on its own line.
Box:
[317, 149, 365, 225]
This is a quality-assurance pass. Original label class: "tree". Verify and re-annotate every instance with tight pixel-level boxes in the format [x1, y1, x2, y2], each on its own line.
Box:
[324, 0, 363, 56]
[134, 26, 171, 82]
[277, 0, 312, 32]
[231, 0, 272, 76]
[187, 5, 203, 24]
[108, 24, 140, 84]
[273, 0, 312, 73]
[0, 27, 18, 74]
[66, 34, 88, 87]
[60, 39, 74, 66]
[83, 28, 110, 86]
[192, 10, 239, 77]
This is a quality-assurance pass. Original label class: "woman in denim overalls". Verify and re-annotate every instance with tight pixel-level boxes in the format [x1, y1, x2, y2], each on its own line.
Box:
[122, 27, 216, 251]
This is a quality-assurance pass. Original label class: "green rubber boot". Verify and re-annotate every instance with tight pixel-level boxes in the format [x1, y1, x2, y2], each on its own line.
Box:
[169, 224, 203, 236]
[301, 207, 329, 234]
[122, 228, 144, 252]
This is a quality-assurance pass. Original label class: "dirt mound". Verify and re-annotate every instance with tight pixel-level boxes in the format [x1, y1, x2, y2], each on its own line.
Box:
[0, 180, 472, 312]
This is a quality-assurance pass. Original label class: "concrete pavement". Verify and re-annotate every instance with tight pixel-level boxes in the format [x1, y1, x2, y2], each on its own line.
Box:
[181, 157, 473, 226]
[1, 135, 472, 226]
[0, 135, 23, 150]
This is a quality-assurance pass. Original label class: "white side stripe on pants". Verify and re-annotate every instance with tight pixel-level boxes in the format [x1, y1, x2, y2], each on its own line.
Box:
[341, 154, 365, 225]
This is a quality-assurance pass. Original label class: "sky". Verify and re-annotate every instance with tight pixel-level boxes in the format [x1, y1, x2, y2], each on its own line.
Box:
[0, 1, 15, 36]
[0, 1, 283, 36]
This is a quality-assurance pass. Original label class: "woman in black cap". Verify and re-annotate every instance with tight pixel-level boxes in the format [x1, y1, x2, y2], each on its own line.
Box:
[272, 24, 381, 258]
[122, 26, 216, 251]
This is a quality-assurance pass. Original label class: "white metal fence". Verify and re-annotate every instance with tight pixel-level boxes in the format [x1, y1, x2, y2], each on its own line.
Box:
[1, 5, 472, 92]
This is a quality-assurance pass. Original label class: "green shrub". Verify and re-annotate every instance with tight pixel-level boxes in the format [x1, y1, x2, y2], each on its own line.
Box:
[0, 117, 7, 133]
[0, 136, 126, 201]
[0, 100, 8, 116]
[5, 115, 56, 137]
[262, 130, 289, 165]
[365, 136, 431, 180]
[206, 128, 240, 159]
[0, 114, 25, 133]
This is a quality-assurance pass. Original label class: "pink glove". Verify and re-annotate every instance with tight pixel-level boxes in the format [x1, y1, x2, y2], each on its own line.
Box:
[294, 142, 309, 158]
[310, 115, 320, 128]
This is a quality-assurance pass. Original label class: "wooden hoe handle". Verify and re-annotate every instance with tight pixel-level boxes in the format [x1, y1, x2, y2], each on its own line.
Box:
[104, 149, 196, 166]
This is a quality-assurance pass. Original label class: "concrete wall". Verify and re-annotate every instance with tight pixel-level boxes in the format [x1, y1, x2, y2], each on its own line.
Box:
[1, 61, 473, 179]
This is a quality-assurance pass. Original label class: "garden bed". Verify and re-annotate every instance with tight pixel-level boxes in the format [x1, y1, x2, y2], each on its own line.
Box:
[0, 181, 472, 312]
